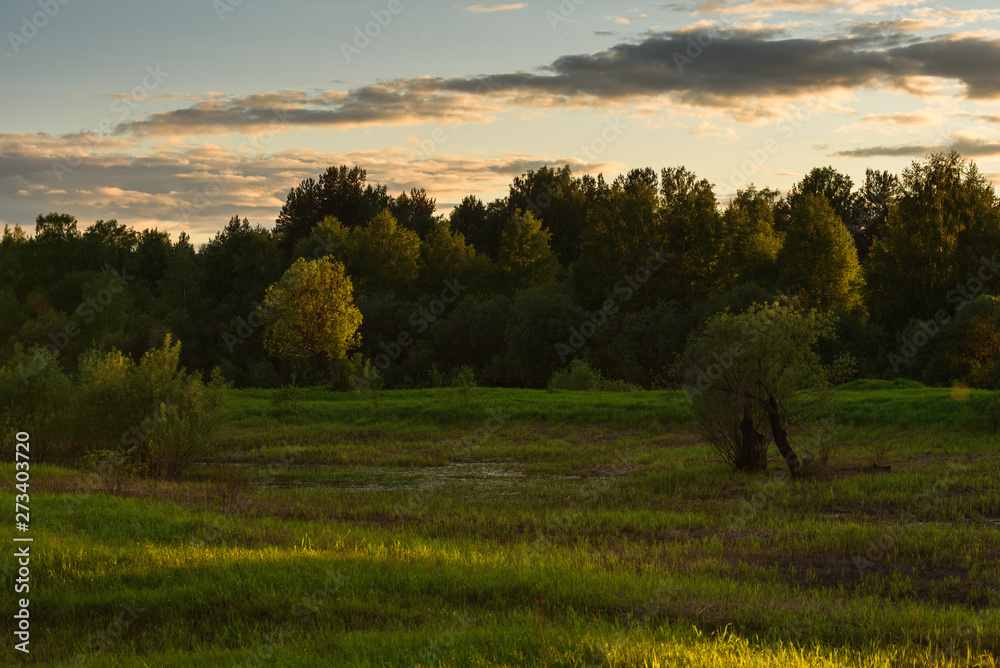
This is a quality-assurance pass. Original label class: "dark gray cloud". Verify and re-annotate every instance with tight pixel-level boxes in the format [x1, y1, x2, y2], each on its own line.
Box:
[891, 38, 1000, 100]
[113, 29, 1000, 136]
[121, 84, 500, 136]
[833, 137, 1000, 158]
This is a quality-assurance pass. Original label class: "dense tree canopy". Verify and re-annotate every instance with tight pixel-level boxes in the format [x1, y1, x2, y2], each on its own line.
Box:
[778, 194, 865, 315]
[866, 152, 1000, 329]
[3, 152, 999, 391]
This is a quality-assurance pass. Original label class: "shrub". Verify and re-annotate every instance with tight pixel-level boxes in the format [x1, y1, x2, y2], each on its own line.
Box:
[452, 365, 477, 412]
[209, 466, 255, 515]
[269, 379, 301, 416]
[828, 352, 859, 386]
[988, 399, 1000, 435]
[69, 335, 226, 478]
[681, 302, 834, 474]
[601, 378, 641, 392]
[84, 449, 142, 497]
[549, 359, 602, 391]
[0, 344, 73, 463]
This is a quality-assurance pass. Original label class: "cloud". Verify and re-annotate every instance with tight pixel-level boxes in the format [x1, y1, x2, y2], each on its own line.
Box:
[112, 29, 1000, 138]
[0, 134, 619, 242]
[833, 136, 1000, 158]
[121, 83, 502, 136]
[693, 0, 920, 18]
[457, 3, 527, 12]
[858, 112, 936, 126]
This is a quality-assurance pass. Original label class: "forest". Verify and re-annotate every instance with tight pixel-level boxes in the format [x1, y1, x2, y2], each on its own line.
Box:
[4, 152, 1000, 668]
[2, 150, 998, 394]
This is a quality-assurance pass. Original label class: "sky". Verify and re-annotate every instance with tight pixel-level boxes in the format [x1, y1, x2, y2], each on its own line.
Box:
[2, 0, 1000, 245]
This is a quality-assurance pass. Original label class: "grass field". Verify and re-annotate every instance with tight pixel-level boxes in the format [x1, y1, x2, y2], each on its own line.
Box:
[3, 382, 1000, 666]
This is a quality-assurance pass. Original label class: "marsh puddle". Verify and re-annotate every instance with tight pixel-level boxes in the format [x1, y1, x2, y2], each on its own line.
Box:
[254, 462, 526, 492]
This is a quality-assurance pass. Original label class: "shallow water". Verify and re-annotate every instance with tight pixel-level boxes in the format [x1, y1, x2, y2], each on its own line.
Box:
[252, 461, 528, 491]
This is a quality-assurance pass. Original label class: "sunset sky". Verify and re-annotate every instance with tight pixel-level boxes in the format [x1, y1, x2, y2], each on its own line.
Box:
[3, 0, 1000, 244]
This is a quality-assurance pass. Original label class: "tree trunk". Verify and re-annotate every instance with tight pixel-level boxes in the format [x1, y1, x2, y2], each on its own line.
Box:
[738, 410, 767, 471]
[766, 395, 802, 476]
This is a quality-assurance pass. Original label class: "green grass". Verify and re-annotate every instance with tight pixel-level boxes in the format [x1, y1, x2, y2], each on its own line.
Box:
[3, 385, 999, 666]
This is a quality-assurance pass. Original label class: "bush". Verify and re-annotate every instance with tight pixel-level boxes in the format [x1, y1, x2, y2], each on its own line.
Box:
[84, 449, 141, 496]
[601, 378, 641, 392]
[988, 399, 1000, 435]
[836, 378, 925, 391]
[269, 380, 300, 416]
[452, 365, 477, 412]
[549, 359, 602, 391]
[681, 302, 833, 474]
[67, 335, 226, 478]
[0, 344, 73, 463]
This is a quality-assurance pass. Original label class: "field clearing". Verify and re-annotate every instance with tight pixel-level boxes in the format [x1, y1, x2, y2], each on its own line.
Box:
[3, 383, 1000, 666]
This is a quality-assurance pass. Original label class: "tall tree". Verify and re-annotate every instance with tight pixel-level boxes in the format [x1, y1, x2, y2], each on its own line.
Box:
[778, 193, 865, 314]
[201, 216, 285, 309]
[80, 219, 138, 272]
[787, 166, 855, 232]
[391, 188, 436, 238]
[261, 256, 362, 378]
[418, 220, 477, 296]
[661, 166, 725, 303]
[274, 165, 392, 251]
[866, 152, 1000, 328]
[348, 209, 421, 296]
[851, 169, 901, 262]
[495, 210, 559, 293]
[573, 171, 666, 308]
[450, 195, 495, 258]
[507, 165, 589, 264]
[33, 212, 80, 244]
[720, 186, 782, 289]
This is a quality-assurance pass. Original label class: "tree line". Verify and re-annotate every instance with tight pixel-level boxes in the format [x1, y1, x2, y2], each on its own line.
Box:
[2, 152, 999, 393]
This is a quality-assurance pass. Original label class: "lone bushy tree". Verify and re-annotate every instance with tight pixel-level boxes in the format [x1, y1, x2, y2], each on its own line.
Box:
[682, 303, 834, 475]
[262, 256, 362, 379]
